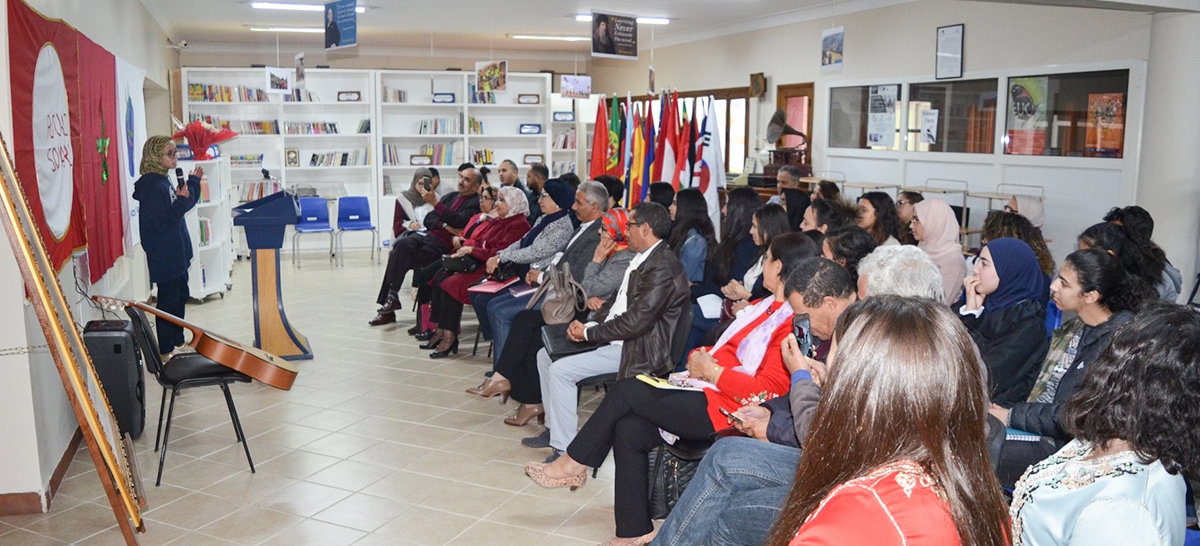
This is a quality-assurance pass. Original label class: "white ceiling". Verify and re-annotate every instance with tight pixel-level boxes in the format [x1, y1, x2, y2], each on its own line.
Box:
[141, 0, 1197, 55]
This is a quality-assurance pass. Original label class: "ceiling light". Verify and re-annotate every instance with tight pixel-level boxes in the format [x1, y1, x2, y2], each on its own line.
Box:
[251, 2, 366, 13]
[509, 34, 590, 42]
[575, 14, 669, 25]
[247, 25, 325, 33]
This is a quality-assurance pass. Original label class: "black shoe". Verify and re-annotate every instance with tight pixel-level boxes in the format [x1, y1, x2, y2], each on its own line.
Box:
[368, 312, 396, 326]
[418, 338, 440, 350]
[522, 429, 551, 449]
[407, 324, 425, 336]
[377, 296, 402, 313]
[543, 449, 564, 464]
[414, 330, 436, 341]
[429, 339, 459, 359]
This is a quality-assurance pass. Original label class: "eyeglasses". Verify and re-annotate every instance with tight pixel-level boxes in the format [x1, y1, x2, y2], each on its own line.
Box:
[538, 193, 550, 199]
[163, 149, 178, 157]
[627, 220, 642, 227]
[1003, 205, 1016, 213]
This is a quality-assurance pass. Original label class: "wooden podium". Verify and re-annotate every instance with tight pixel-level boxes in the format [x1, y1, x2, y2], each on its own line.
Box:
[232, 192, 312, 360]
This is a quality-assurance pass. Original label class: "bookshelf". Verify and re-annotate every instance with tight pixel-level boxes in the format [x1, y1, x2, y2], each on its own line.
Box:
[179, 157, 233, 299]
[549, 93, 601, 178]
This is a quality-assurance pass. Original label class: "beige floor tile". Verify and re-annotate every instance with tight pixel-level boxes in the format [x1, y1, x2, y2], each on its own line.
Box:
[138, 483, 193, 511]
[255, 449, 341, 480]
[337, 416, 415, 441]
[446, 520, 549, 546]
[203, 440, 291, 469]
[301, 408, 370, 432]
[296, 431, 380, 458]
[250, 423, 331, 450]
[423, 408, 498, 431]
[553, 505, 619, 543]
[387, 424, 466, 449]
[158, 458, 243, 491]
[347, 440, 435, 471]
[53, 469, 109, 503]
[142, 492, 241, 531]
[162, 430, 245, 460]
[458, 460, 536, 493]
[377, 401, 449, 424]
[402, 451, 487, 481]
[359, 471, 456, 504]
[162, 532, 240, 545]
[258, 518, 366, 546]
[18, 502, 118, 544]
[196, 504, 304, 545]
[374, 506, 477, 546]
[442, 432, 522, 461]
[348, 533, 422, 546]
[0, 529, 65, 545]
[245, 402, 324, 425]
[484, 493, 586, 534]
[330, 394, 401, 415]
[311, 492, 412, 532]
[200, 470, 298, 504]
[537, 534, 596, 546]
[304, 460, 394, 492]
[418, 480, 517, 518]
[254, 480, 352, 517]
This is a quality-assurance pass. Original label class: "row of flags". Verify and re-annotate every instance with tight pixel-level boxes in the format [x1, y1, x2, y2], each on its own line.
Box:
[589, 92, 725, 232]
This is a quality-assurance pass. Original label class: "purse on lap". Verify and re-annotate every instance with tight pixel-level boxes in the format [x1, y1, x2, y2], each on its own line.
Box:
[441, 254, 479, 274]
[525, 263, 586, 325]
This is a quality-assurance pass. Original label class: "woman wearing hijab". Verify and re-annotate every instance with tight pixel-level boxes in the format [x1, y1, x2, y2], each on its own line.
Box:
[1008, 195, 1045, 235]
[477, 211, 636, 430]
[424, 186, 531, 358]
[132, 136, 203, 356]
[911, 198, 966, 302]
[957, 237, 1050, 404]
[392, 168, 438, 238]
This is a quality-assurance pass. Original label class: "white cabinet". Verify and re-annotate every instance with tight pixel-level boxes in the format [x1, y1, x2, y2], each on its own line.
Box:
[179, 157, 232, 299]
[549, 93, 601, 178]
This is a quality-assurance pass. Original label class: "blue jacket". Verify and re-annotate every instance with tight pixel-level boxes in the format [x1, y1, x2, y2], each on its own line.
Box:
[133, 172, 200, 282]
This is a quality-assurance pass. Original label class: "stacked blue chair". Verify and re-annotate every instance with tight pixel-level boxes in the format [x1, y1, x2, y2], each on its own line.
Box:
[292, 196, 334, 268]
[335, 196, 379, 265]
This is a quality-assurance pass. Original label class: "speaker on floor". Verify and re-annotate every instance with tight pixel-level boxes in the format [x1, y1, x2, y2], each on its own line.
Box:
[83, 320, 145, 439]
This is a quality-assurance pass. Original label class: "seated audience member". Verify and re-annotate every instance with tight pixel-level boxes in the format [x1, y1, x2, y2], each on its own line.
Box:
[372, 167, 481, 323]
[525, 202, 690, 462]
[653, 252, 941, 546]
[527, 231, 818, 546]
[1103, 205, 1183, 301]
[821, 226, 877, 284]
[912, 197, 966, 302]
[480, 210, 634, 432]
[979, 211, 1055, 302]
[810, 180, 840, 202]
[559, 171, 581, 189]
[596, 175, 625, 210]
[855, 191, 901, 246]
[497, 158, 535, 216]
[959, 238, 1050, 404]
[720, 204, 792, 307]
[895, 190, 924, 245]
[667, 188, 716, 285]
[798, 197, 855, 234]
[468, 181, 580, 362]
[648, 181, 676, 209]
[766, 165, 810, 230]
[525, 163, 548, 194]
[1007, 194, 1045, 235]
[990, 248, 1149, 488]
[1010, 302, 1200, 546]
[424, 187, 531, 357]
[1078, 221, 1171, 301]
[375, 168, 442, 327]
[763, 296, 1009, 546]
[687, 187, 763, 352]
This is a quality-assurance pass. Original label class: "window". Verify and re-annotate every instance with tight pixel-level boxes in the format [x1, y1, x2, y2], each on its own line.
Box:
[906, 79, 998, 153]
[829, 84, 902, 150]
[1003, 69, 1129, 158]
[633, 87, 750, 174]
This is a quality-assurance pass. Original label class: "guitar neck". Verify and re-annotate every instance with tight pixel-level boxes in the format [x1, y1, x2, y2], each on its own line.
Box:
[93, 296, 206, 339]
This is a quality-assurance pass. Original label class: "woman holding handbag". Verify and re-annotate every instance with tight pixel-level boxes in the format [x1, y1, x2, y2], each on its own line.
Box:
[424, 186, 531, 358]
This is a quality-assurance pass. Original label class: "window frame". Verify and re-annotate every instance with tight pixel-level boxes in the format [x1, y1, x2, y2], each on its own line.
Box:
[631, 86, 750, 173]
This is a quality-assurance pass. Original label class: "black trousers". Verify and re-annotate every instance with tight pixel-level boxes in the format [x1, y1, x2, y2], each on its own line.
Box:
[997, 438, 1059, 489]
[494, 309, 548, 404]
[376, 234, 447, 305]
[430, 280, 466, 333]
[155, 273, 189, 352]
[566, 378, 716, 538]
[414, 261, 444, 305]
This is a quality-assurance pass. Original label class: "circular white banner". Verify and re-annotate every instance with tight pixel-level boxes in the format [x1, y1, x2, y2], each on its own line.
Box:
[32, 44, 74, 240]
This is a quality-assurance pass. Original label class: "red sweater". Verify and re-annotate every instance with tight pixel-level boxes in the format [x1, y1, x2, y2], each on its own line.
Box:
[698, 300, 793, 431]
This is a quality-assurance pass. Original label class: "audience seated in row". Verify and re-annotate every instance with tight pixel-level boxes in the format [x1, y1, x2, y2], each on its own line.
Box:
[911, 197, 965, 302]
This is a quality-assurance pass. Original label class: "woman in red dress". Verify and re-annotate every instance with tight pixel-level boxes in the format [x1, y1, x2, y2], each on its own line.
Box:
[765, 296, 1009, 546]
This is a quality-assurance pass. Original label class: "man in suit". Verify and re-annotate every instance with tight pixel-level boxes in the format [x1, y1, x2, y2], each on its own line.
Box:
[370, 168, 481, 325]
[480, 181, 609, 363]
[526, 201, 690, 460]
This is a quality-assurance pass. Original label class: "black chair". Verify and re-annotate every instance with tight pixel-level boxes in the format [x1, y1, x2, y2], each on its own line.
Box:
[124, 307, 255, 486]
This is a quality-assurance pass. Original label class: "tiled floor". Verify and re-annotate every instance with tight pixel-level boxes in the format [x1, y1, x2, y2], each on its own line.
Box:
[0, 252, 617, 545]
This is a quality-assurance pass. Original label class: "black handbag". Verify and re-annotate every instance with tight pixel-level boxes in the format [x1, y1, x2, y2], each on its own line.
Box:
[490, 260, 521, 282]
[441, 254, 479, 274]
[647, 444, 705, 520]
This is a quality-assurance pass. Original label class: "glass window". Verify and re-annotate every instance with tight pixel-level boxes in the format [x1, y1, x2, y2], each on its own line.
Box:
[727, 98, 746, 173]
[1003, 69, 1129, 157]
[829, 84, 902, 150]
[906, 79, 998, 153]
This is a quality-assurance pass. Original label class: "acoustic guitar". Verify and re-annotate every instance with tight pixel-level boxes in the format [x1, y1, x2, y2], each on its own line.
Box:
[93, 296, 298, 390]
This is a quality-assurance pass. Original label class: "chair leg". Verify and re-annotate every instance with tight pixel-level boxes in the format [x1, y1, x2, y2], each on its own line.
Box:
[293, 232, 300, 268]
[328, 233, 335, 263]
[488, 341, 493, 359]
[157, 386, 181, 486]
[472, 329, 481, 356]
[154, 387, 168, 452]
[219, 382, 255, 473]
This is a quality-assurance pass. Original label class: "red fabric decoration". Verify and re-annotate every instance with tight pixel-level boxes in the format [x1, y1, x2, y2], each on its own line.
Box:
[172, 120, 238, 160]
[78, 34, 124, 282]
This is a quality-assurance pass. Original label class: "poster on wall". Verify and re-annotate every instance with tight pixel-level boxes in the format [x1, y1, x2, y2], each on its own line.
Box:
[920, 109, 939, 144]
[1085, 93, 1124, 156]
[867, 85, 898, 148]
[821, 26, 844, 74]
[561, 74, 591, 99]
[591, 12, 638, 60]
[116, 58, 146, 250]
[265, 66, 291, 95]
[294, 52, 306, 89]
[324, 0, 357, 50]
[475, 60, 507, 92]
[1005, 77, 1048, 155]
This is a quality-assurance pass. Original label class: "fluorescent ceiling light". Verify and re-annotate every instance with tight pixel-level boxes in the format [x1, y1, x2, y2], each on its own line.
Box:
[251, 2, 366, 13]
[247, 25, 325, 33]
[575, 14, 669, 25]
[509, 34, 590, 42]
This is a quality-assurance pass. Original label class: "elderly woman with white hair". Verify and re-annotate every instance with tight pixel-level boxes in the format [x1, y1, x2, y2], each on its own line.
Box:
[855, 244, 946, 302]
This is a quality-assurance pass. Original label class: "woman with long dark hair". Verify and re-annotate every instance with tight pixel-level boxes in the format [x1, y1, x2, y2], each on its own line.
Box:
[667, 188, 716, 284]
[1078, 221, 1167, 298]
[1010, 302, 1200, 545]
[895, 190, 923, 245]
[855, 191, 900, 246]
[721, 204, 792, 304]
[764, 296, 1009, 546]
[685, 187, 763, 354]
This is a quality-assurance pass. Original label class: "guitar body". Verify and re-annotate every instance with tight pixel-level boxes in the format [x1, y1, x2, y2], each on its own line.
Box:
[93, 296, 298, 390]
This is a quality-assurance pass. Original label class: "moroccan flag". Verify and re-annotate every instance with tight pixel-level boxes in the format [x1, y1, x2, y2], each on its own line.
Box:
[78, 35, 125, 282]
[641, 102, 655, 202]
[589, 96, 609, 180]
[605, 96, 623, 177]
[628, 104, 644, 206]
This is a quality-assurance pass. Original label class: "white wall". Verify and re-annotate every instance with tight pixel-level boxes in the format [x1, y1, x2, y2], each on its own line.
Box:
[0, 0, 175, 504]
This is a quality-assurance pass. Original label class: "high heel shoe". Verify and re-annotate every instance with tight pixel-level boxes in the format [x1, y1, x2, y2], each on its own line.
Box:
[504, 403, 544, 426]
[525, 461, 587, 491]
[466, 376, 511, 403]
[418, 338, 440, 350]
[429, 339, 459, 359]
[413, 330, 436, 341]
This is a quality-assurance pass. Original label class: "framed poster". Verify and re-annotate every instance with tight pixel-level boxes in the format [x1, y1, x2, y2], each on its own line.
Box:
[324, 0, 357, 50]
[821, 27, 844, 74]
[475, 60, 507, 92]
[561, 75, 591, 99]
[936, 24, 964, 80]
[591, 11, 638, 60]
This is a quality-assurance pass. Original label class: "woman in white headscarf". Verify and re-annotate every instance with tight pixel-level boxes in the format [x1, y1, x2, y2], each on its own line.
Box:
[912, 198, 966, 303]
[392, 168, 438, 239]
[1009, 195, 1045, 232]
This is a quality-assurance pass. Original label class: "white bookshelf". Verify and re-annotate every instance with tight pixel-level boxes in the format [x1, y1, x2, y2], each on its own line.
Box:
[549, 93, 601, 178]
[179, 157, 232, 299]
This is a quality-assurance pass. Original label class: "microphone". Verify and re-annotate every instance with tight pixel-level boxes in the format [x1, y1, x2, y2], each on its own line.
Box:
[175, 168, 185, 190]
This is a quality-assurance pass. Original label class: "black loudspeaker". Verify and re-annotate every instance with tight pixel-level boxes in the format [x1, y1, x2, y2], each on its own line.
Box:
[83, 320, 145, 439]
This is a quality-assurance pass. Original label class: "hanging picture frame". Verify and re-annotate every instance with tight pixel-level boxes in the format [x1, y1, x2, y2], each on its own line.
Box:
[935, 24, 964, 80]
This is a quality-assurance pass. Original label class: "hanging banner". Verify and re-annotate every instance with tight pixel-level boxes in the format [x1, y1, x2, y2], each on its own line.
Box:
[867, 85, 898, 148]
[821, 27, 844, 74]
[77, 35, 124, 281]
[115, 57, 146, 252]
[324, 0, 357, 50]
[591, 12, 637, 60]
[561, 74, 591, 99]
[294, 52, 306, 89]
[265, 66, 292, 95]
[1005, 77, 1048, 155]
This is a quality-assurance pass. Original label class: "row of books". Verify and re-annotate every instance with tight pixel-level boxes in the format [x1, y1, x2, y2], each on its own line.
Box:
[188, 83, 269, 103]
[470, 147, 495, 165]
[284, 122, 341, 134]
[381, 87, 408, 103]
[310, 149, 370, 167]
[467, 117, 484, 134]
[198, 177, 212, 202]
[229, 154, 263, 169]
[196, 217, 215, 246]
[238, 180, 283, 202]
[552, 161, 577, 176]
[190, 114, 281, 135]
[418, 117, 462, 135]
[285, 89, 321, 102]
[381, 143, 457, 166]
[553, 128, 577, 150]
[469, 85, 496, 104]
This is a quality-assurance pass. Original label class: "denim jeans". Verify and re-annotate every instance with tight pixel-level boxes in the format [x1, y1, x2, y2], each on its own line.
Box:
[651, 437, 800, 546]
[486, 291, 534, 367]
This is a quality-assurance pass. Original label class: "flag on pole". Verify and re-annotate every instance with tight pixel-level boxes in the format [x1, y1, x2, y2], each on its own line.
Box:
[628, 103, 645, 206]
[589, 95, 609, 180]
[622, 94, 635, 204]
[606, 96, 624, 178]
[680, 100, 698, 188]
[641, 101, 656, 202]
[656, 91, 676, 186]
[696, 96, 725, 231]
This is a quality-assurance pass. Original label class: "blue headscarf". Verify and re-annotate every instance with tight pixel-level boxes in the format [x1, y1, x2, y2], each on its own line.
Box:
[982, 237, 1045, 312]
[517, 179, 574, 248]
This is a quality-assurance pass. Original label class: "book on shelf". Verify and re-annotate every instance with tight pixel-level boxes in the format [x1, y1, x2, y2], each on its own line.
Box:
[284, 122, 340, 135]
[286, 89, 320, 102]
[468, 84, 496, 104]
[199, 176, 211, 202]
[357, 119, 371, 133]
[382, 143, 456, 166]
[188, 114, 280, 135]
[470, 147, 494, 165]
[188, 83, 269, 103]
[381, 87, 408, 103]
[418, 116, 463, 135]
[307, 148, 370, 167]
[553, 128, 577, 150]
[229, 154, 264, 169]
[197, 217, 213, 246]
[238, 179, 284, 202]
[467, 117, 483, 134]
[552, 161, 577, 176]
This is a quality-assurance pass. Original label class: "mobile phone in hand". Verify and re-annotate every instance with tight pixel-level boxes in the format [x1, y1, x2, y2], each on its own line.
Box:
[719, 407, 744, 425]
[420, 176, 432, 191]
[792, 313, 814, 358]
